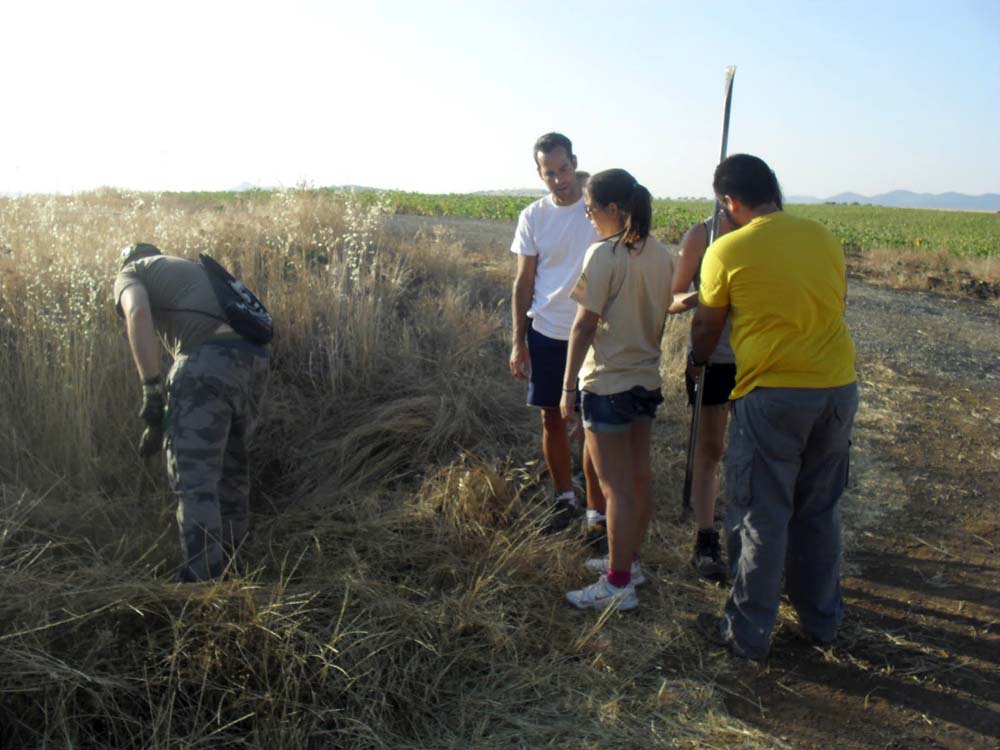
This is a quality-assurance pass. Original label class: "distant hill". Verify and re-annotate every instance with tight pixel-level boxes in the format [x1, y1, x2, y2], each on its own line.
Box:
[471, 188, 547, 197]
[788, 190, 1000, 211]
[221, 184, 998, 210]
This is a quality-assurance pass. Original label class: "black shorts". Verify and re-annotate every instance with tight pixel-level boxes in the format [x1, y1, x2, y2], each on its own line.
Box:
[685, 362, 736, 407]
[526, 321, 573, 409]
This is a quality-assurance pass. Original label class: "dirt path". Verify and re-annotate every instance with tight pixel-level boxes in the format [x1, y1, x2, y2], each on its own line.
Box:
[388, 214, 1000, 749]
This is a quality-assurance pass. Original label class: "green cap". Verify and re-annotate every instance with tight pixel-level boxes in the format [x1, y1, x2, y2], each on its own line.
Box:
[119, 242, 162, 269]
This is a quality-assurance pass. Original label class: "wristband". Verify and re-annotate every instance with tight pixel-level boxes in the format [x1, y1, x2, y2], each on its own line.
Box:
[143, 375, 164, 394]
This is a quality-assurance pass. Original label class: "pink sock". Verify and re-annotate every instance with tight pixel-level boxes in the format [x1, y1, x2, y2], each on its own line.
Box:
[607, 569, 631, 588]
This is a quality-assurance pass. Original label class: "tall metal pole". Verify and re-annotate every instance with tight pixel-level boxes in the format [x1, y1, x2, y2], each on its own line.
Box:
[682, 65, 736, 516]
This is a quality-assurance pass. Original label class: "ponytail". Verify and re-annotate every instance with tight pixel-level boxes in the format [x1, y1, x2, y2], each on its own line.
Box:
[586, 169, 653, 251]
[622, 184, 652, 247]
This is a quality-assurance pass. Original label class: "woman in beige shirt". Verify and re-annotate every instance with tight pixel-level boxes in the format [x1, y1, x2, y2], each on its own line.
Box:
[560, 168, 681, 611]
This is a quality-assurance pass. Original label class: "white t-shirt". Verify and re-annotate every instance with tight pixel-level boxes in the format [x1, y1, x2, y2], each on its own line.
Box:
[510, 194, 599, 340]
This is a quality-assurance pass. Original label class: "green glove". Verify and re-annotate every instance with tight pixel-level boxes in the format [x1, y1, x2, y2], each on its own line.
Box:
[139, 426, 164, 457]
[138, 376, 166, 457]
[139, 376, 165, 428]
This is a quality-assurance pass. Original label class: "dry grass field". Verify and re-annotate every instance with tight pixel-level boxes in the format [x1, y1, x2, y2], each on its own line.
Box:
[0, 191, 997, 749]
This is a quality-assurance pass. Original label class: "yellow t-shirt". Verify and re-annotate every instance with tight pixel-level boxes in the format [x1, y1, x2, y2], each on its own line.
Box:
[571, 236, 676, 395]
[699, 212, 856, 399]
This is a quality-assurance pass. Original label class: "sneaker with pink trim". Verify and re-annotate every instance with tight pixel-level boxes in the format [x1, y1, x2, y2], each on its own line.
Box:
[583, 557, 648, 587]
[566, 575, 639, 611]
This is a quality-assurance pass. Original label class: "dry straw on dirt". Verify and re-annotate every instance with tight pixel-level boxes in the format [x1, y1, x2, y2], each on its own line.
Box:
[0, 190, 776, 748]
[846, 246, 1000, 302]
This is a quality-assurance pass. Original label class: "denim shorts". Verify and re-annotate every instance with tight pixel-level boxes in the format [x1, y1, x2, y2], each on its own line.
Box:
[582, 386, 664, 433]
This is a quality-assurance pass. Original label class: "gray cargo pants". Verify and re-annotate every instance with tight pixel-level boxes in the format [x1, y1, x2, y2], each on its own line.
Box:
[165, 338, 270, 582]
[721, 382, 858, 660]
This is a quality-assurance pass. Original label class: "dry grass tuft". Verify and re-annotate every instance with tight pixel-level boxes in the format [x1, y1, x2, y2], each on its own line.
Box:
[0, 190, 781, 748]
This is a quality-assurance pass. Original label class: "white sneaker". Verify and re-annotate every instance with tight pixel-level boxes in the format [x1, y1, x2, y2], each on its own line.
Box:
[566, 575, 639, 611]
[583, 557, 648, 587]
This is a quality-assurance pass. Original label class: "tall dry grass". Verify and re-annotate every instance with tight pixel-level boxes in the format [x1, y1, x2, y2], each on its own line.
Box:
[0, 190, 774, 749]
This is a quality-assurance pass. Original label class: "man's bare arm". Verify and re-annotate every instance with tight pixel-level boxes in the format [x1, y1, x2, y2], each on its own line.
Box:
[120, 285, 161, 383]
[509, 254, 537, 380]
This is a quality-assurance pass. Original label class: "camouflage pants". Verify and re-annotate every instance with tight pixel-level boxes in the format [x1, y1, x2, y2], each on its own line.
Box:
[165, 339, 270, 581]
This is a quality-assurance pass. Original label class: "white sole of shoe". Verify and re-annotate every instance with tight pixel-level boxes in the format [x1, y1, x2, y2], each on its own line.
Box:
[565, 589, 639, 611]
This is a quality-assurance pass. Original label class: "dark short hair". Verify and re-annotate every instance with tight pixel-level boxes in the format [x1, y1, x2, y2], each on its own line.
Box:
[713, 154, 783, 209]
[533, 132, 574, 166]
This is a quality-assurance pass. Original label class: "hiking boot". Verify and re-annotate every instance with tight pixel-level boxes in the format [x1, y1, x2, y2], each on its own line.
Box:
[695, 612, 765, 664]
[542, 496, 583, 534]
[582, 519, 609, 554]
[807, 633, 837, 648]
[566, 575, 639, 611]
[793, 625, 837, 648]
[691, 528, 727, 584]
[583, 556, 648, 587]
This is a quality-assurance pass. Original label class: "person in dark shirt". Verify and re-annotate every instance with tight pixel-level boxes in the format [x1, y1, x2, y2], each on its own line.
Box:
[114, 243, 270, 582]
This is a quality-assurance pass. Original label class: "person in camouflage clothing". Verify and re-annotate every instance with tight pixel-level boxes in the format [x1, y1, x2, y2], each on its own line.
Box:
[114, 243, 270, 582]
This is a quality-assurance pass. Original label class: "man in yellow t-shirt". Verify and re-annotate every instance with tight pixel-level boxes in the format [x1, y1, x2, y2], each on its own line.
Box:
[690, 154, 858, 663]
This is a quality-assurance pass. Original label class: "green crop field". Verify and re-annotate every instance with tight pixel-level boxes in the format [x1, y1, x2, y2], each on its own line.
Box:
[787, 203, 999, 258]
[158, 188, 999, 258]
[348, 191, 1000, 258]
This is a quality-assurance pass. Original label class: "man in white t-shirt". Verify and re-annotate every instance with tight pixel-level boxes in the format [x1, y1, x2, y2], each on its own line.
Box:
[509, 132, 601, 534]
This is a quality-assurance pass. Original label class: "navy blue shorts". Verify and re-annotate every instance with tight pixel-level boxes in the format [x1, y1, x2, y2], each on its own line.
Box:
[685, 362, 736, 406]
[526, 321, 573, 409]
[582, 387, 664, 433]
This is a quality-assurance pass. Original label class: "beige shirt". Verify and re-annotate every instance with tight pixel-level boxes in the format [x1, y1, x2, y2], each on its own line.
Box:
[571, 235, 676, 395]
[114, 255, 225, 356]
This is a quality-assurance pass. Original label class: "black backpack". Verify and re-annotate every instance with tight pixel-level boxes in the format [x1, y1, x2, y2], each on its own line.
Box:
[199, 253, 274, 345]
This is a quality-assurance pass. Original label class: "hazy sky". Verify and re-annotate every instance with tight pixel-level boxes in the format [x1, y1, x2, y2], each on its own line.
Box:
[2, 0, 997, 198]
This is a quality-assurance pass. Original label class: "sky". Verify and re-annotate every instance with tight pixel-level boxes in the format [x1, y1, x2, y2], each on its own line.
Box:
[1, 0, 998, 199]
